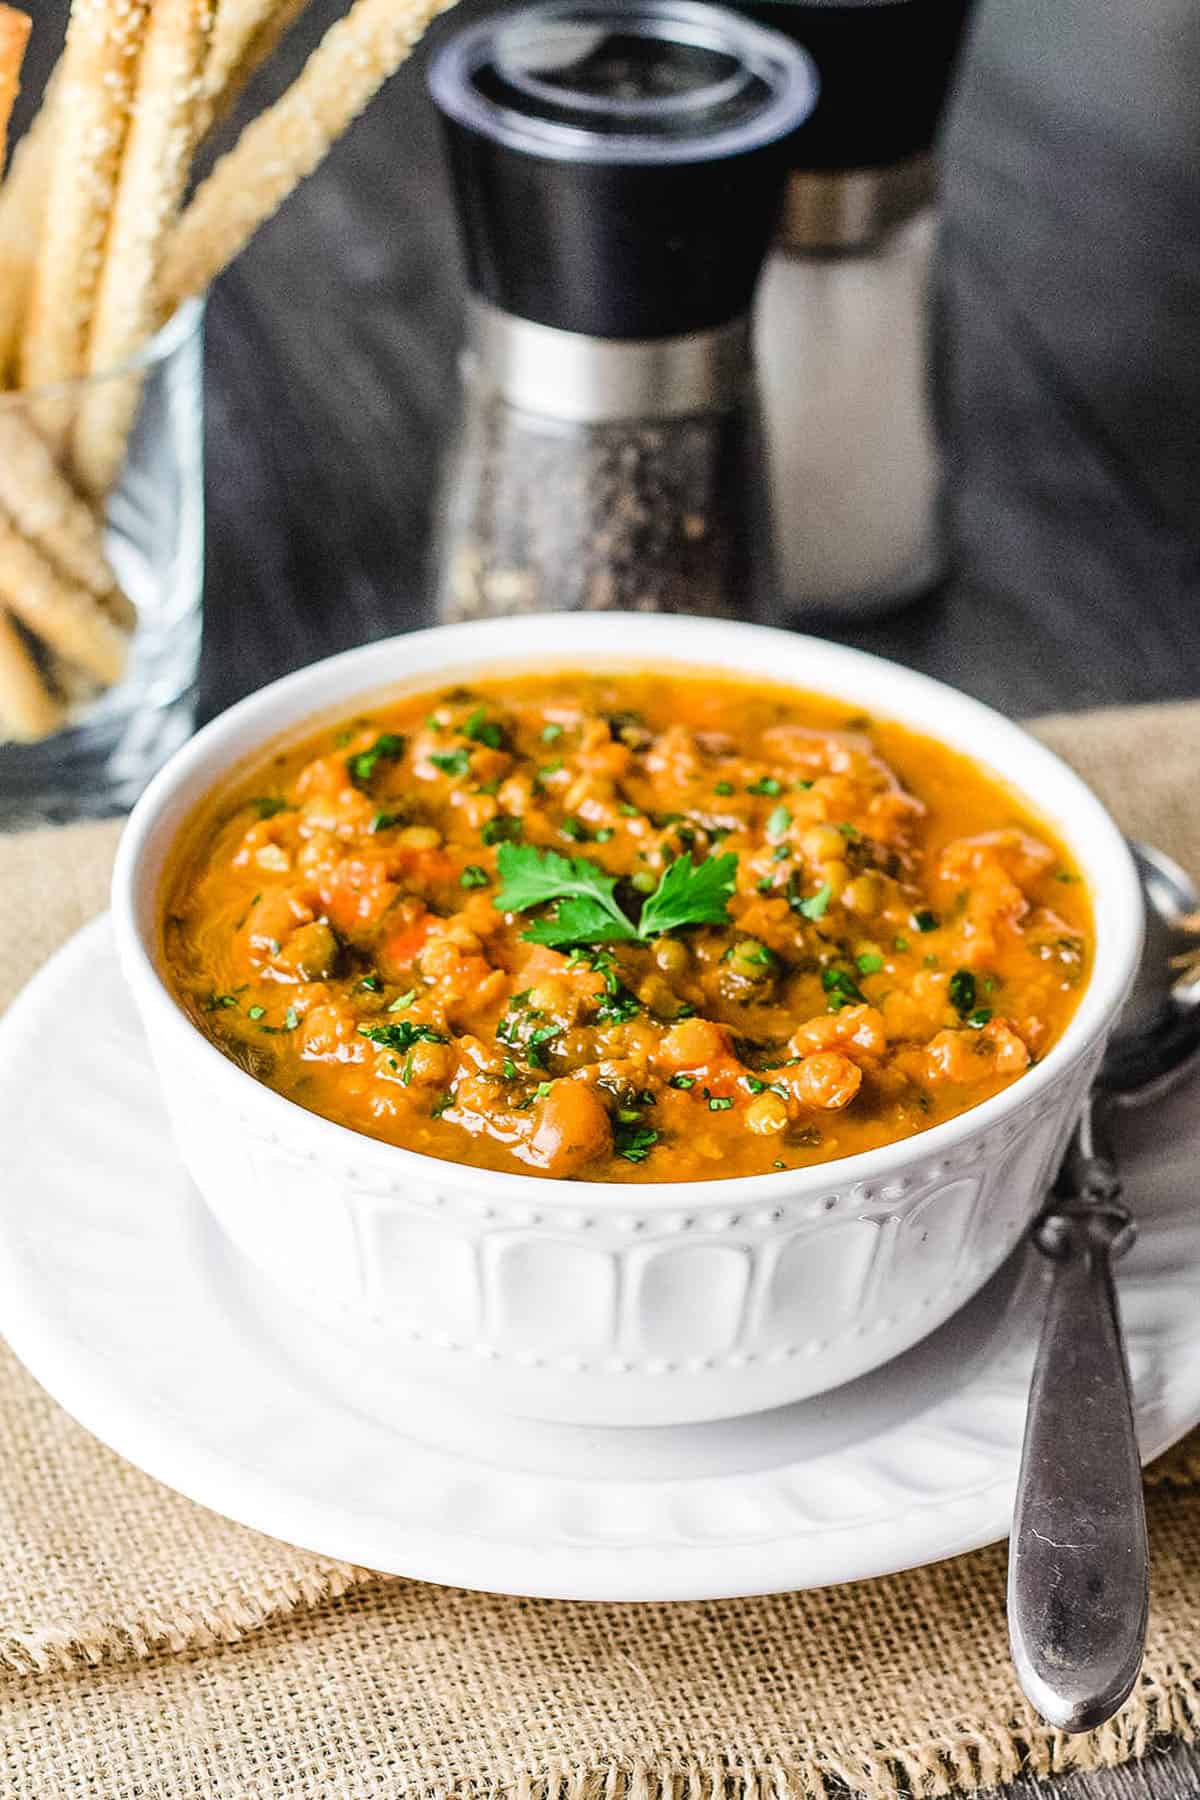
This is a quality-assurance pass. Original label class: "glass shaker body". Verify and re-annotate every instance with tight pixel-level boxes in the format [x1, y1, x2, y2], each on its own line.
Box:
[437, 311, 766, 623]
[755, 163, 943, 620]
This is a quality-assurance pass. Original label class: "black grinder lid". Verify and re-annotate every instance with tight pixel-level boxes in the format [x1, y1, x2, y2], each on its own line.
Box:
[428, 0, 817, 340]
[746, 0, 975, 171]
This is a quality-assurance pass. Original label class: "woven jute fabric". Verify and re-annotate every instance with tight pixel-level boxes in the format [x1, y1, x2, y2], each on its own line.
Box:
[2, 700, 1200, 1799]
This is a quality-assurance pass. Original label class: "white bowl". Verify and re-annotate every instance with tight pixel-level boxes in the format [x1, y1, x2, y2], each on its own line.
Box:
[112, 615, 1143, 1426]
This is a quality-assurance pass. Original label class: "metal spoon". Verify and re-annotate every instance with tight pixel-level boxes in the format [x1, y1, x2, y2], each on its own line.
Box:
[1009, 843, 1200, 1733]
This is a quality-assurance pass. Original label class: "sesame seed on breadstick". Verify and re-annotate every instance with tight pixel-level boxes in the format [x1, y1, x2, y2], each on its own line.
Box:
[73, 0, 212, 497]
[0, 508, 129, 687]
[0, 607, 63, 741]
[19, 0, 150, 446]
[0, 7, 30, 180]
[159, 0, 458, 312]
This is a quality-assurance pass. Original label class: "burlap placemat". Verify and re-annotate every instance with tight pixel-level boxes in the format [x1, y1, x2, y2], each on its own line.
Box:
[2, 701, 1200, 1800]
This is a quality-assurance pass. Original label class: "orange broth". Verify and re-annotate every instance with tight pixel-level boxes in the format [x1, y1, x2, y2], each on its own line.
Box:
[162, 670, 1092, 1182]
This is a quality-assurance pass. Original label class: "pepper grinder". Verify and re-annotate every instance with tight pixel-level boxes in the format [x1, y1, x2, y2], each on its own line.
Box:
[749, 0, 974, 620]
[428, 0, 816, 622]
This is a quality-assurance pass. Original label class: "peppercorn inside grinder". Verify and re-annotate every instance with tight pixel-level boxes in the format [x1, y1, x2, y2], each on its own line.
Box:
[428, 0, 817, 621]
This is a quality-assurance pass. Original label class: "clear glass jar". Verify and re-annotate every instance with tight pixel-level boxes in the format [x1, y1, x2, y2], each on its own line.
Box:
[0, 300, 204, 829]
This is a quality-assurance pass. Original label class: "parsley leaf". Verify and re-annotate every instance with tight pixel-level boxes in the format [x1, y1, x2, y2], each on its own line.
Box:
[460, 864, 490, 889]
[463, 707, 505, 749]
[359, 1021, 448, 1052]
[494, 844, 737, 948]
[949, 968, 977, 1016]
[346, 733, 406, 787]
[637, 850, 738, 937]
[430, 748, 471, 777]
[494, 845, 636, 944]
[613, 1122, 660, 1163]
[793, 880, 833, 921]
[822, 967, 866, 1011]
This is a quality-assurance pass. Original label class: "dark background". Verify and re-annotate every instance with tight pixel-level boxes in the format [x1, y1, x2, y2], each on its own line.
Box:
[20, 3, 1200, 1794]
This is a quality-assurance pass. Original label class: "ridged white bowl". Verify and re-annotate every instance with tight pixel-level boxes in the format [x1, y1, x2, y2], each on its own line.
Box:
[112, 614, 1142, 1425]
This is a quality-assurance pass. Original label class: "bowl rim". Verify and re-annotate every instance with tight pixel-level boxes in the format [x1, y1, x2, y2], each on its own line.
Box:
[112, 612, 1144, 1208]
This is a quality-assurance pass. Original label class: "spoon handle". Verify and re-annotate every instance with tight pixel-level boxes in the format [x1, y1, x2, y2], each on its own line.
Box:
[1008, 1098, 1148, 1733]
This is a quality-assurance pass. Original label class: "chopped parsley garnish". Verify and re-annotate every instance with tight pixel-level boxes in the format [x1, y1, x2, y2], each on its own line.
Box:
[204, 992, 239, 1011]
[619, 803, 641, 817]
[541, 722, 564, 743]
[836, 822, 860, 840]
[359, 1021, 448, 1052]
[247, 1004, 266, 1021]
[369, 811, 402, 834]
[822, 967, 866, 1011]
[481, 815, 523, 846]
[669, 1074, 695, 1090]
[430, 748, 471, 777]
[431, 1092, 455, 1117]
[613, 1122, 660, 1163]
[250, 796, 291, 820]
[358, 973, 382, 992]
[856, 952, 885, 975]
[283, 1007, 300, 1031]
[967, 1007, 993, 1029]
[746, 777, 783, 797]
[949, 968, 977, 1017]
[595, 981, 641, 1025]
[912, 909, 939, 933]
[462, 708, 505, 749]
[713, 781, 734, 796]
[745, 1075, 788, 1097]
[792, 880, 833, 922]
[560, 817, 589, 841]
[539, 760, 564, 778]
[893, 934, 909, 952]
[387, 990, 416, 1012]
[347, 733, 406, 787]
[492, 842, 737, 949]
[708, 1095, 734, 1111]
[459, 865, 490, 889]
[766, 805, 791, 838]
[502, 1058, 518, 1081]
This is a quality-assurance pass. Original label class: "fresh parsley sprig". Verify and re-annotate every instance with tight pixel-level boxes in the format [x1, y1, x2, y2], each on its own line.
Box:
[493, 843, 737, 949]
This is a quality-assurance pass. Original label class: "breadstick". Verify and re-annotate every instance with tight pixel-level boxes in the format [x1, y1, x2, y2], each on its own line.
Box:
[19, 0, 149, 445]
[201, 0, 310, 133]
[0, 63, 56, 385]
[73, 0, 212, 497]
[0, 510, 128, 686]
[0, 606, 62, 741]
[160, 0, 458, 310]
[0, 409, 121, 597]
[0, 6, 30, 178]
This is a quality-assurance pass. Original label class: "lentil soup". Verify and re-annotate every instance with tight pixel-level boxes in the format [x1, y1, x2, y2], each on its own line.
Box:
[162, 670, 1092, 1183]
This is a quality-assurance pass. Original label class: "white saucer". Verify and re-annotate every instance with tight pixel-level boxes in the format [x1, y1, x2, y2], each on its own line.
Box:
[3, 916, 1200, 1603]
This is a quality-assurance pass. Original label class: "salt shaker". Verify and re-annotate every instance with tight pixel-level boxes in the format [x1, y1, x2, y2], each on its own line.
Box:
[427, 0, 816, 622]
[750, 0, 973, 619]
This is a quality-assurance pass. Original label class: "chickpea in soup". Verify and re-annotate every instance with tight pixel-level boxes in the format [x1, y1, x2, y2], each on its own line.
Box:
[163, 671, 1092, 1182]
